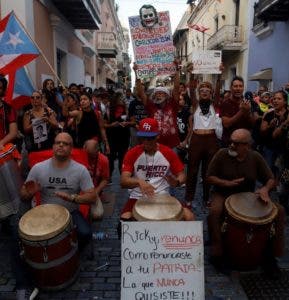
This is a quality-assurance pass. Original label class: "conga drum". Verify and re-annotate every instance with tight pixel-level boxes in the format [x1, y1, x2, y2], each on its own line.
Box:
[0, 143, 23, 218]
[19, 204, 79, 290]
[222, 192, 278, 270]
[132, 194, 183, 221]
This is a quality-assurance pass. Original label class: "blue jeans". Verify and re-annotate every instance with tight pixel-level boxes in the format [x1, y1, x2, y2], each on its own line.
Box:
[71, 210, 92, 250]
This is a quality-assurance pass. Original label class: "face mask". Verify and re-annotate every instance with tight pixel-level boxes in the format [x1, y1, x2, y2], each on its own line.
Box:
[228, 149, 238, 157]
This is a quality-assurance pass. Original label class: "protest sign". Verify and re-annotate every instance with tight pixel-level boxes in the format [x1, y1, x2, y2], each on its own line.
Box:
[191, 50, 222, 74]
[32, 118, 48, 143]
[129, 10, 176, 79]
[121, 221, 204, 300]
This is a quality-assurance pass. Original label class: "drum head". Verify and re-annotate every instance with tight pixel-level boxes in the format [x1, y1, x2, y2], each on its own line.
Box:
[132, 194, 183, 221]
[225, 192, 278, 225]
[19, 204, 71, 241]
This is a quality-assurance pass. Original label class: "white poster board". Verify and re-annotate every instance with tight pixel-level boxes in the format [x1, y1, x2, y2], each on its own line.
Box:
[192, 50, 222, 74]
[121, 221, 204, 300]
[129, 11, 176, 79]
[32, 118, 48, 143]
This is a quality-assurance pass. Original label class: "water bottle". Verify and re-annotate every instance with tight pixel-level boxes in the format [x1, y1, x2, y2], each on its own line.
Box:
[92, 232, 109, 240]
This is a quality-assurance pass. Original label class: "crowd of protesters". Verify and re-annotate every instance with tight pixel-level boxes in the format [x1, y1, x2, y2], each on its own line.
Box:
[1, 62, 289, 297]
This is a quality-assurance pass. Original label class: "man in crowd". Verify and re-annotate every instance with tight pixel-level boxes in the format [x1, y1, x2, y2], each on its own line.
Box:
[84, 139, 109, 197]
[119, 118, 194, 226]
[206, 128, 285, 277]
[220, 76, 255, 146]
[134, 61, 181, 149]
[21, 132, 96, 249]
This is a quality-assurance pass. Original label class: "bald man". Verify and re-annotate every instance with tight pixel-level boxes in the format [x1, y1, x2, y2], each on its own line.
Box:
[21, 132, 96, 249]
[206, 129, 285, 276]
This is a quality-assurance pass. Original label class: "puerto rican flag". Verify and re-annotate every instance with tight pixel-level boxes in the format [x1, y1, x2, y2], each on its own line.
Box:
[5, 67, 35, 109]
[0, 12, 39, 75]
[187, 23, 209, 33]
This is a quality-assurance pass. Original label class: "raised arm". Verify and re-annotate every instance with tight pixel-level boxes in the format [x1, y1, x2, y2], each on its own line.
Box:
[133, 63, 148, 105]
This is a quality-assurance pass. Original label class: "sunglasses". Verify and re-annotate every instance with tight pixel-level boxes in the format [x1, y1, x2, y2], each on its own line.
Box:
[229, 139, 248, 146]
[31, 96, 41, 100]
[54, 141, 71, 146]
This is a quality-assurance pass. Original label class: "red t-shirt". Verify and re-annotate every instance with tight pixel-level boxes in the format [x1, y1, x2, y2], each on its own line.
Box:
[146, 99, 180, 148]
[122, 143, 184, 199]
[0, 103, 16, 141]
[88, 152, 110, 187]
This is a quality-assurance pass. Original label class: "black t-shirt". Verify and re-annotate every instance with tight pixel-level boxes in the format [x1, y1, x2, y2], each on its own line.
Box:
[177, 107, 191, 141]
[128, 99, 147, 124]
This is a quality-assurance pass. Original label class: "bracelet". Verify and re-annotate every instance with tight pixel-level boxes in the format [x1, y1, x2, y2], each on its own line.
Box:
[71, 194, 78, 203]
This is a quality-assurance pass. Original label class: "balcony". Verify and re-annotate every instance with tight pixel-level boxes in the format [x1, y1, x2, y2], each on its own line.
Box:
[97, 32, 118, 58]
[51, 0, 101, 29]
[255, 0, 289, 22]
[207, 25, 243, 51]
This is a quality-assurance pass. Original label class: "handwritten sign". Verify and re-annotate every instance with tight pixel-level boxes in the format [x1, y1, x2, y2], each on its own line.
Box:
[121, 221, 204, 300]
[192, 50, 222, 74]
[129, 11, 176, 79]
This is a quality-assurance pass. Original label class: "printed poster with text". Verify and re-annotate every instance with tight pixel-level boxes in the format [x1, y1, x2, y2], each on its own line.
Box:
[129, 11, 176, 79]
[121, 221, 204, 300]
[191, 50, 222, 74]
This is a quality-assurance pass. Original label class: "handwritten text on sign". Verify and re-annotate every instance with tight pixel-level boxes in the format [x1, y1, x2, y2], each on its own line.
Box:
[129, 11, 176, 79]
[191, 50, 222, 74]
[121, 221, 204, 300]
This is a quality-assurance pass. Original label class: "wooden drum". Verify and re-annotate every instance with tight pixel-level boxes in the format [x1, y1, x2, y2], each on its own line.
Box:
[132, 194, 183, 221]
[19, 204, 79, 290]
[222, 192, 278, 270]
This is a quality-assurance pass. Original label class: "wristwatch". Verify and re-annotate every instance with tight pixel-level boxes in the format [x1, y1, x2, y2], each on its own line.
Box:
[71, 194, 78, 203]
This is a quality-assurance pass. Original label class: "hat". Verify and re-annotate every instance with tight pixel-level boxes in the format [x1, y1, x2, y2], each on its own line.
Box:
[261, 92, 271, 97]
[152, 86, 170, 97]
[137, 118, 159, 137]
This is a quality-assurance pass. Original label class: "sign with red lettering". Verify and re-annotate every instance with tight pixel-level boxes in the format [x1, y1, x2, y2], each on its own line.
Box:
[192, 50, 222, 74]
[129, 11, 176, 79]
[121, 221, 204, 300]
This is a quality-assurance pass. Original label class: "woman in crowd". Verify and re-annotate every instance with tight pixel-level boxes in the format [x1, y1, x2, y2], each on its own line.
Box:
[67, 92, 109, 151]
[260, 90, 288, 175]
[23, 90, 58, 152]
[104, 91, 132, 180]
[42, 79, 62, 119]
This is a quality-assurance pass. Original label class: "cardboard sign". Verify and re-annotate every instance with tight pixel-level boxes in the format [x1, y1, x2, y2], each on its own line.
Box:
[121, 221, 204, 300]
[192, 50, 222, 74]
[129, 11, 176, 79]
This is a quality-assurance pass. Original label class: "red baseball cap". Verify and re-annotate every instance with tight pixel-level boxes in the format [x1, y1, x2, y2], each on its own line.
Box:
[137, 118, 159, 137]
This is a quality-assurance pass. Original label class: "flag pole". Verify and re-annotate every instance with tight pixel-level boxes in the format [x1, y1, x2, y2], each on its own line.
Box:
[12, 11, 66, 88]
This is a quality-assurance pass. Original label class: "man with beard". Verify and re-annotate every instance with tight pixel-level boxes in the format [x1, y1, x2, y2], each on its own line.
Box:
[206, 129, 285, 277]
[134, 61, 180, 149]
[21, 132, 96, 249]
[219, 76, 255, 146]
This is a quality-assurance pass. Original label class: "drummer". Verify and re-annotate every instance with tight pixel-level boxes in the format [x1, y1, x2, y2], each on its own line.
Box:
[206, 128, 285, 276]
[119, 118, 195, 225]
[20, 132, 97, 250]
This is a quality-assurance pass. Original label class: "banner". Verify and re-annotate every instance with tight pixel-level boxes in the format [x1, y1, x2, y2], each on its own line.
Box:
[121, 221, 204, 300]
[129, 10, 176, 79]
[191, 50, 222, 74]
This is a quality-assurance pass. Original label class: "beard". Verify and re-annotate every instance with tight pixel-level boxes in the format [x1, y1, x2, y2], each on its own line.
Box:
[228, 149, 238, 157]
[153, 96, 166, 104]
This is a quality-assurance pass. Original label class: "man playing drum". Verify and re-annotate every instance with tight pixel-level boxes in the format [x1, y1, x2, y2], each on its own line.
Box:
[119, 118, 194, 231]
[206, 128, 285, 277]
[20, 132, 97, 250]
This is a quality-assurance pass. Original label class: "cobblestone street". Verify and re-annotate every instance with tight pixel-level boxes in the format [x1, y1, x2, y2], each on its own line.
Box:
[0, 169, 289, 300]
